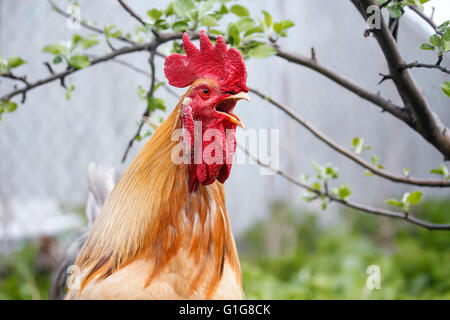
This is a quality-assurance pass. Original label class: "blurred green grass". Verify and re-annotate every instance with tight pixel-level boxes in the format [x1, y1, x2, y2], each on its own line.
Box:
[239, 199, 450, 299]
[0, 198, 449, 299]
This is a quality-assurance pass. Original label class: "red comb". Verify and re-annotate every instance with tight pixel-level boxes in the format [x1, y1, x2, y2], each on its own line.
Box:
[164, 30, 248, 94]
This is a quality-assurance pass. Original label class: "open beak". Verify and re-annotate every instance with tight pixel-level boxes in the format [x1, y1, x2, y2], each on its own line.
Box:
[217, 92, 250, 128]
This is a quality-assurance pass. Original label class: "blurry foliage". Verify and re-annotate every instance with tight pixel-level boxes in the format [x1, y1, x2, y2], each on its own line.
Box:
[0, 198, 449, 299]
[0, 243, 52, 300]
[239, 198, 450, 299]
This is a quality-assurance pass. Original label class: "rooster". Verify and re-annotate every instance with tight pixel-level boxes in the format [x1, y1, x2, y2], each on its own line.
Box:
[64, 31, 250, 299]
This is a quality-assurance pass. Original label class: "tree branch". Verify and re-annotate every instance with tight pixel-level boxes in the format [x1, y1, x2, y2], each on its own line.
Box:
[273, 46, 414, 126]
[239, 145, 450, 230]
[250, 87, 450, 187]
[1, 43, 149, 103]
[117, 0, 159, 39]
[0, 32, 191, 104]
[121, 49, 157, 163]
[399, 61, 450, 74]
[117, 0, 147, 27]
[351, 0, 450, 160]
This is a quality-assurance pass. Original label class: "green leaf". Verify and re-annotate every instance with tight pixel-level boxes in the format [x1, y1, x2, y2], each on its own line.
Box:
[147, 9, 163, 20]
[81, 37, 99, 49]
[147, 97, 166, 112]
[386, 199, 403, 207]
[227, 23, 241, 46]
[388, 5, 402, 19]
[5, 100, 17, 112]
[325, 165, 339, 179]
[208, 29, 225, 36]
[72, 34, 83, 45]
[441, 81, 450, 97]
[236, 17, 255, 33]
[352, 137, 365, 154]
[336, 184, 352, 200]
[199, 0, 215, 15]
[172, 20, 190, 32]
[42, 44, 68, 56]
[420, 43, 435, 50]
[165, 2, 174, 16]
[217, 4, 228, 15]
[429, 34, 442, 48]
[244, 25, 265, 37]
[443, 28, 450, 41]
[436, 20, 449, 33]
[364, 170, 374, 177]
[311, 182, 322, 191]
[403, 168, 410, 177]
[137, 85, 147, 100]
[430, 164, 449, 178]
[69, 55, 90, 69]
[104, 25, 123, 38]
[65, 84, 75, 100]
[154, 19, 170, 30]
[371, 155, 380, 165]
[421, 42, 436, 51]
[261, 10, 272, 27]
[247, 43, 276, 59]
[173, 0, 196, 19]
[273, 19, 295, 34]
[406, 191, 422, 205]
[230, 4, 249, 17]
[52, 56, 63, 64]
[7, 56, 26, 68]
[200, 15, 219, 27]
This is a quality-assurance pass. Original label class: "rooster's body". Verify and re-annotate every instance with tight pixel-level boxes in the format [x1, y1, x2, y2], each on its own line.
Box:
[65, 31, 249, 300]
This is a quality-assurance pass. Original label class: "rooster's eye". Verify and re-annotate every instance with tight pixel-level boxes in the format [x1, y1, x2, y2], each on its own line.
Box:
[200, 88, 210, 99]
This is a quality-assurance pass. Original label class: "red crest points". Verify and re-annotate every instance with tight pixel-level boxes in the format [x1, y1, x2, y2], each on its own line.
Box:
[164, 30, 248, 94]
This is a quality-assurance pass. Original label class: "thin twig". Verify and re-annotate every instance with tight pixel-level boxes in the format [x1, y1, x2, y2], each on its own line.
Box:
[273, 46, 413, 126]
[378, 72, 394, 84]
[1, 43, 150, 103]
[399, 61, 450, 74]
[0, 32, 189, 104]
[0, 72, 29, 86]
[407, 4, 437, 32]
[239, 144, 450, 230]
[47, 0, 136, 45]
[250, 87, 450, 188]
[117, 0, 160, 39]
[121, 48, 157, 163]
[117, 0, 147, 27]
[351, 0, 450, 161]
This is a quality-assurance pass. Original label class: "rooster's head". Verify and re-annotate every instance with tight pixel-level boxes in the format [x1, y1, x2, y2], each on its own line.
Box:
[165, 30, 249, 192]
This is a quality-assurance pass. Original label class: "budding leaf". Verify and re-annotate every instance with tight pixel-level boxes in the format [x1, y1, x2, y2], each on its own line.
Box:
[261, 10, 272, 27]
[247, 43, 276, 59]
[147, 9, 163, 20]
[420, 43, 435, 50]
[442, 81, 450, 97]
[332, 184, 352, 200]
[386, 199, 403, 207]
[273, 20, 295, 35]
[69, 55, 90, 69]
[7, 56, 26, 68]
[230, 5, 249, 17]
[406, 191, 422, 205]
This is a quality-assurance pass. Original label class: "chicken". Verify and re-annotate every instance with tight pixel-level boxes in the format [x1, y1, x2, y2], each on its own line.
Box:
[65, 31, 250, 300]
